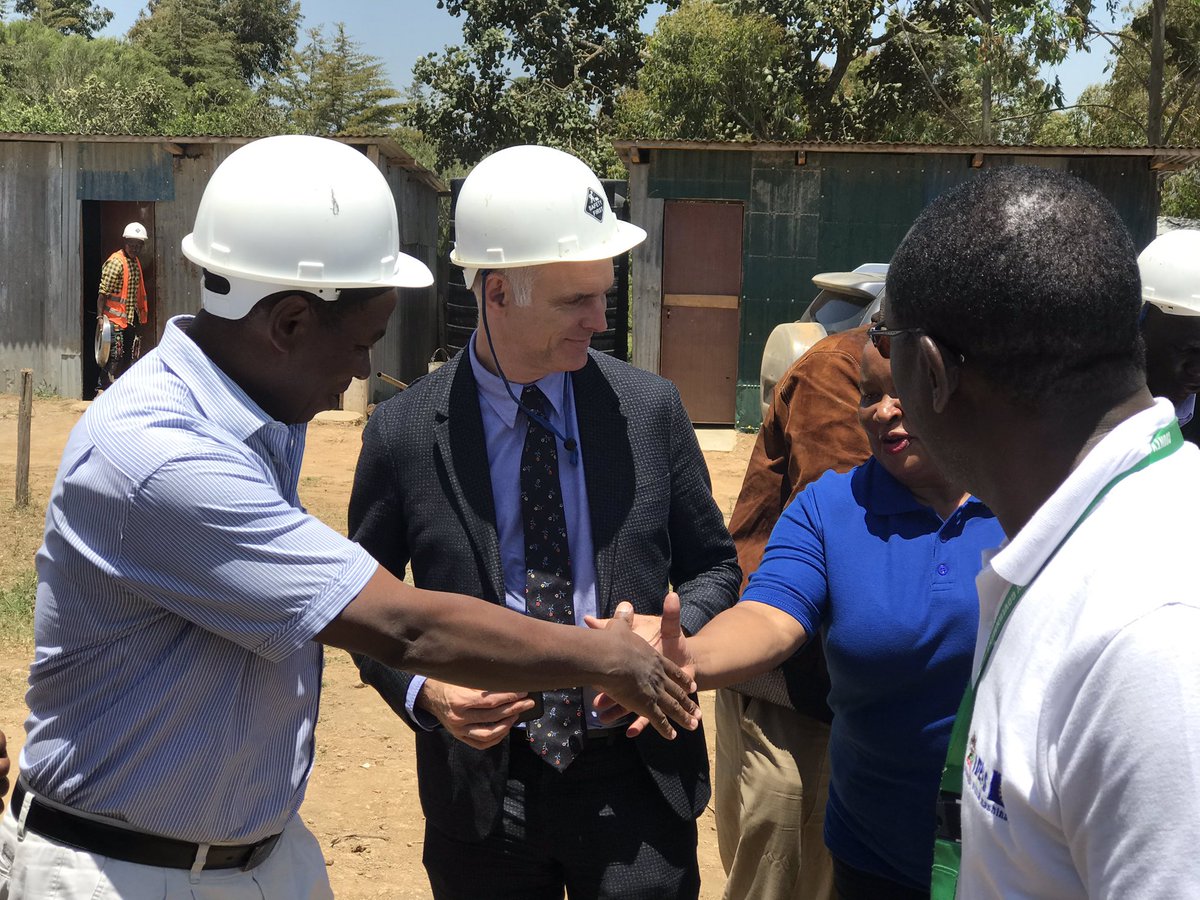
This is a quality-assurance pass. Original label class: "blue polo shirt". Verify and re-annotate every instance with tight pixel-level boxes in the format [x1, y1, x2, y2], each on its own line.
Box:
[742, 457, 1003, 890]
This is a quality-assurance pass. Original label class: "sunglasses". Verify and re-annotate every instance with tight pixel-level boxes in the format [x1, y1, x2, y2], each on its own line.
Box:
[867, 322, 966, 364]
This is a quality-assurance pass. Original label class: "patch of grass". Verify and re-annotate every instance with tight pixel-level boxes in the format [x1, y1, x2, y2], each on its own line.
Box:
[0, 571, 36, 641]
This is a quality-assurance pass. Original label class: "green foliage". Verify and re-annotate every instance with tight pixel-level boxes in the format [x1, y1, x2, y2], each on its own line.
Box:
[1063, 0, 1200, 146]
[0, 19, 289, 134]
[14, 0, 111, 38]
[409, 0, 671, 172]
[217, 0, 301, 84]
[127, 0, 244, 95]
[1161, 166, 1200, 217]
[272, 22, 400, 134]
[614, 0, 806, 141]
[0, 571, 36, 640]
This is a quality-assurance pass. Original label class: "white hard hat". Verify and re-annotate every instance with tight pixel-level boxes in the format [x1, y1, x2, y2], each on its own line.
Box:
[182, 135, 433, 320]
[1139, 230, 1200, 317]
[123, 222, 147, 241]
[451, 145, 646, 290]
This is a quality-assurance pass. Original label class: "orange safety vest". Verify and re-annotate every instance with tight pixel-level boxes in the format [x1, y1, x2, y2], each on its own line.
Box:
[102, 251, 149, 329]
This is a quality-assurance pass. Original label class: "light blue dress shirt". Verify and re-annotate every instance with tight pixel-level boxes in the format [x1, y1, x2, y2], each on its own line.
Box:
[405, 332, 603, 728]
[21, 316, 378, 844]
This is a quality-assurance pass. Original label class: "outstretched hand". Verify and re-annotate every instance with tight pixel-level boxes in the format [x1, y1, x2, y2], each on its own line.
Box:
[586, 592, 696, 738]
[587, 596, 699, 740]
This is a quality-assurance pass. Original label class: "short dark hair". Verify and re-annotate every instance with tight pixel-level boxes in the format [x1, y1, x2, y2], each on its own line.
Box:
[257, 286, 388, 323]
[886, 166, 1145, 406]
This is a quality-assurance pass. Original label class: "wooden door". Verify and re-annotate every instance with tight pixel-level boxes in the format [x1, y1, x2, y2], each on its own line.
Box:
[659, 200, 743, 424]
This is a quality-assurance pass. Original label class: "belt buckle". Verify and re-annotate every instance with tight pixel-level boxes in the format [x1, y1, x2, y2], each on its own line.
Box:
[241, 832, 282, 871]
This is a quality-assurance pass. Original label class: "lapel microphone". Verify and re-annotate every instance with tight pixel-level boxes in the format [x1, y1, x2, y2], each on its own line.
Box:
[478, 269, 580, 466]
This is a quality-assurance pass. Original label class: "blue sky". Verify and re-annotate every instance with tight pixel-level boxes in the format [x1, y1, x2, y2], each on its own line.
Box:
[95, 0, 1114, 107]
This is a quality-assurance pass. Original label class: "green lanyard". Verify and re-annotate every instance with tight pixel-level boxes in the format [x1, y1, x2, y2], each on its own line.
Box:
[931, 420, 1184, 900]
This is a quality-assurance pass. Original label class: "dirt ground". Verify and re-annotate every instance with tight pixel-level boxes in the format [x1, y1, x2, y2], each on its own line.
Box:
[0, 393, 756, 898]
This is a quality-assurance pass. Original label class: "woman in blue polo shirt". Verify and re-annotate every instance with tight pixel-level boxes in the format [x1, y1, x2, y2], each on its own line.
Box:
[681, 335, 1004, 899]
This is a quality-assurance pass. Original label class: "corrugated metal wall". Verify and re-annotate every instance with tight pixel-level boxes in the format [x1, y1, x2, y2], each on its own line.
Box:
[372, 159, 441, 400]
[0, 140, 81, 394]
[644, 148, 1158, 427]
[0, 138, 442, 401]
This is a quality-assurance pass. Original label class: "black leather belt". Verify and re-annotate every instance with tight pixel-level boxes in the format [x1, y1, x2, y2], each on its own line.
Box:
[10, 782, 282, 871]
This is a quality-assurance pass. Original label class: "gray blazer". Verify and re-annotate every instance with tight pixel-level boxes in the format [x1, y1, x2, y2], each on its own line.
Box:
[349, 348, 740, 841]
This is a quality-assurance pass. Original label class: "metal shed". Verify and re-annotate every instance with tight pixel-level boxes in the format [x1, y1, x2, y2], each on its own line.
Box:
[0, 133, 446, 406]
[614, 140, 1200, 428]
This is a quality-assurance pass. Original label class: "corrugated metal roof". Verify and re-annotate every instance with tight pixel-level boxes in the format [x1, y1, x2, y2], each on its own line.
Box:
[0, 132, 448, 193]
[614, 139, 1200, 171]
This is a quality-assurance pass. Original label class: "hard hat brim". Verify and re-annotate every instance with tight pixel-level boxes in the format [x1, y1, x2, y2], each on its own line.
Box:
[454, 219, 647, 289]
[183, 233, 434, 290]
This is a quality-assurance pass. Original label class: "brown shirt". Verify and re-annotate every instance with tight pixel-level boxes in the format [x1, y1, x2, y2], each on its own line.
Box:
[728, 325, 871, 721]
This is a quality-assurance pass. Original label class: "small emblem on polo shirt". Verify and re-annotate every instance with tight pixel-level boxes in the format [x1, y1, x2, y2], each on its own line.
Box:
[585, 188, 605, 223]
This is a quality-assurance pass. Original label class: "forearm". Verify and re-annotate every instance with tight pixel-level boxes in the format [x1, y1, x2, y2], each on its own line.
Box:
[321, 567, 627, 692]
[689, 601, 806, 690]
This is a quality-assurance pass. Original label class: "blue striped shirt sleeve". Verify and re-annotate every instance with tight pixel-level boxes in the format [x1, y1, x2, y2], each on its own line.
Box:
[115, 451, 377, 662]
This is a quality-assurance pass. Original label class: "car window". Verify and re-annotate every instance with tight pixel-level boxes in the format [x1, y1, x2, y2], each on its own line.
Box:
[803, 290, 872, 333]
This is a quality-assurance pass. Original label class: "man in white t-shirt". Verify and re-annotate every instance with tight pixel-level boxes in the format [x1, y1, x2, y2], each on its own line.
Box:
[880, 167, 1200, 898]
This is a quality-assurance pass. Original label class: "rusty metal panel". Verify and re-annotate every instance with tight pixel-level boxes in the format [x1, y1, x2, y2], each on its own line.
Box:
[662, 200, 744, 297]
[77, 141, 174, 201]
[659, 305, 739, 424]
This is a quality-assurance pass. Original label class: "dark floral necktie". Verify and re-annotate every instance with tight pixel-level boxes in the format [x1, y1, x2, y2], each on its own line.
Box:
[520, 385, 584, 771]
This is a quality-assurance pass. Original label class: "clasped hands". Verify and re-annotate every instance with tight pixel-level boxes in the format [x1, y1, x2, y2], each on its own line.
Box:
[416, 592, 695, 749]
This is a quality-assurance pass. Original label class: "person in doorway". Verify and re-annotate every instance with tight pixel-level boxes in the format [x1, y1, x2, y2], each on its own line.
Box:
[1139, 229, 1200, 443]
[880, 166, 1200, 897]
[349, 144, 740, 899]
[96, 221, 150, 391]
[716, 325, 870, 900]
[0, 135, 699, 900]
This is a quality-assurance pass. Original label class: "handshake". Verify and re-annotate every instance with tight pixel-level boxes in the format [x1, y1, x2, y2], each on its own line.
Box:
[416, 593, 696, 749]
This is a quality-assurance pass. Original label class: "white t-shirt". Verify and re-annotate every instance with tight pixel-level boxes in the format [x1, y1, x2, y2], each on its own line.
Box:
[958, 399, 1200, 899]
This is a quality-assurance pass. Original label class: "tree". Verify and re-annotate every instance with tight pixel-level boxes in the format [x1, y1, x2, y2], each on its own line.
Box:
[1072, 0, 1200, 146]
[846, 0, 1078, 143]
[409, 0, 674, 173]
[128, 0, 244, 94]
[614, 0, 806, 141]
[273, 23, 400, 134]
[218, 0, 301, 84]
[0, 18, 288, 134]
[14, 0, 111, 38]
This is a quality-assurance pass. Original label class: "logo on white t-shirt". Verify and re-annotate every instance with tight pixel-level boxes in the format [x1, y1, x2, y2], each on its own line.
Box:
[966, 734, 1008, 821]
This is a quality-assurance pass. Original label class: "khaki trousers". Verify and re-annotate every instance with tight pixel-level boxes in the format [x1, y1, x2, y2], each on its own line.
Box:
[714, 688, 834, 900]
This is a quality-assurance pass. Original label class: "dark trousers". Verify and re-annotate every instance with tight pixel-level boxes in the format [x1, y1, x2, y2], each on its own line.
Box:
[423, 732, 700, 900]
[99, 322, 140, 389]
[833, 855, 930, 900]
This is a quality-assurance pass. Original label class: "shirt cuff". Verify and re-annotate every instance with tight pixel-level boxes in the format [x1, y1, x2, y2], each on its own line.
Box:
[406, 676, 440, 731]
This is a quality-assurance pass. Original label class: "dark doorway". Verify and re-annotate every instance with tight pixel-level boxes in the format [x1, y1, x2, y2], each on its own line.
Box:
[81, 201, 157, 398]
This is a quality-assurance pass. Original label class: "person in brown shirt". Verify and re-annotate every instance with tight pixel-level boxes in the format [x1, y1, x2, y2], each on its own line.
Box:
[716, 325, 870, 900]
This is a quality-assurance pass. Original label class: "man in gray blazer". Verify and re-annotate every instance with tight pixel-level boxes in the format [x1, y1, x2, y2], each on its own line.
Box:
[350, 145, 740, 899]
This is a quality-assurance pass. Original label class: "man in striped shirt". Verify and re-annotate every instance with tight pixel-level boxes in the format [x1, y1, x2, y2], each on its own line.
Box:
[1, 136, 698, 900]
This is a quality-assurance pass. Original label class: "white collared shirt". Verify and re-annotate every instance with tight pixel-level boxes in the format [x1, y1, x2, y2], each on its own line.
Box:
[958, 399, 1200, 898]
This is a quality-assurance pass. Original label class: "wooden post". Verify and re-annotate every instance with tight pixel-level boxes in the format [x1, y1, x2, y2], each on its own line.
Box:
[15, 369, 32, 508]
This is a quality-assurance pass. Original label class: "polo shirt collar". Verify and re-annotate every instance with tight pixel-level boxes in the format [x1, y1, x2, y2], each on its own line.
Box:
[989, 398, 1176, 588]
[158, 315, 280, 443]
[468, 330, 568, 429]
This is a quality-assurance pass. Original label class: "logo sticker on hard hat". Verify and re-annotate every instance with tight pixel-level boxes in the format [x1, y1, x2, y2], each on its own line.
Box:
[585, 188, 605, 223]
